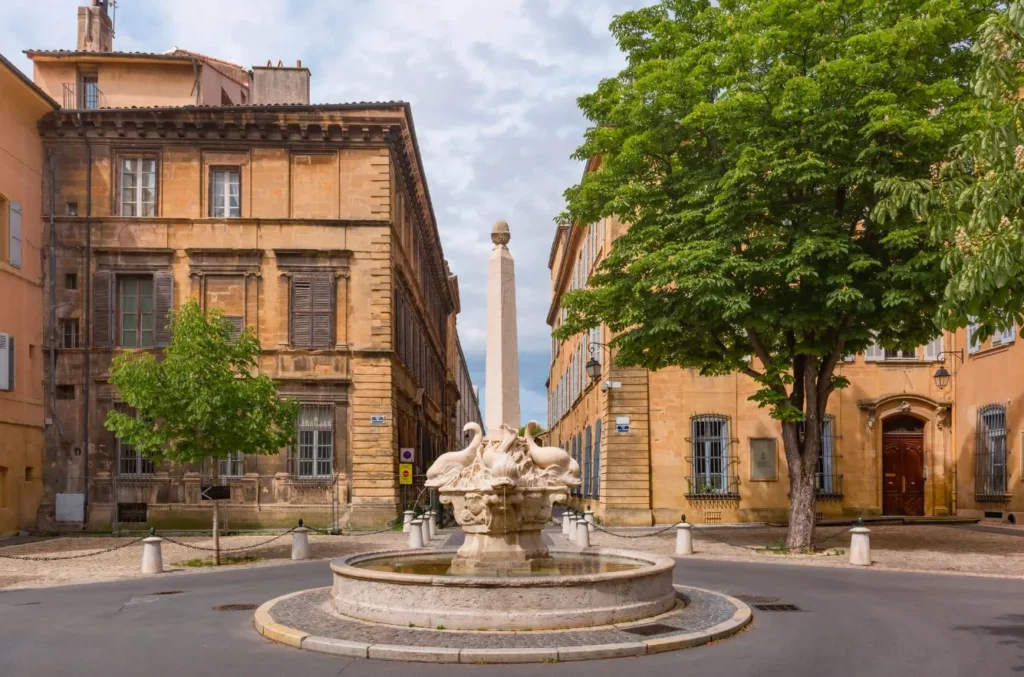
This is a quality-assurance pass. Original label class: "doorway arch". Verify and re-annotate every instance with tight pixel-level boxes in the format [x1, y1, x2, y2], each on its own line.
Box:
[882, 414, 926, 516]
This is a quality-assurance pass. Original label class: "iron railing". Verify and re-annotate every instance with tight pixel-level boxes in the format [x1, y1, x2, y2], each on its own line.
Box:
[685, 474, 740, 500]
[815, 472, 844, 500]
[62, 82, 103, 109]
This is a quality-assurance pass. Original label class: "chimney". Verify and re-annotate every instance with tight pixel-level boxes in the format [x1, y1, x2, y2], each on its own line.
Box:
[77, 0, 113, 52]
[251, 60, 311, 105]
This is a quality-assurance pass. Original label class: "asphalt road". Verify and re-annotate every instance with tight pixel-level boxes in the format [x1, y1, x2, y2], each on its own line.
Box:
[1, 553, 1022, 677]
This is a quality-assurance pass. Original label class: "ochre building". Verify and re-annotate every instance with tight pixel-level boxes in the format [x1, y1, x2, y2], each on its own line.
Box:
[25, 0, 473, 531]
[547, 160, 1023, 527]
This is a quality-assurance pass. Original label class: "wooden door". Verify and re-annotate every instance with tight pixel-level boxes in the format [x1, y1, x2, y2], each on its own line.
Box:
[882, 433, 925, 516]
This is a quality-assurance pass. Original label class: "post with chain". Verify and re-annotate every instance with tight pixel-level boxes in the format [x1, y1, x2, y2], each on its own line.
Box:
[849, 518, 871, 566]
[291, 518, 310, 561]
[675, 515, 694, 556]
[141, 527, 164, 574]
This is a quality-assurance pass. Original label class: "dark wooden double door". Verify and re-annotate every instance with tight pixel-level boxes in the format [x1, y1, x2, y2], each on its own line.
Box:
[882, 432, 925, 516]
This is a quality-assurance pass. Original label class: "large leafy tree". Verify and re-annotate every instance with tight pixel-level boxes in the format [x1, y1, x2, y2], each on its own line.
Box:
[106, 300, 298, 559]
[877, 0, 1024, 339]
[556, 0, 995, 548]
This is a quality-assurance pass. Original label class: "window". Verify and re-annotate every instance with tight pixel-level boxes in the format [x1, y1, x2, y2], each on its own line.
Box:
[991, 322, 1016, 347]
[592, 418, 601, 498]
[65, 273, 78, 290]
[114, 403, 155, 475]
[976, 404, 1008, 499]
[296, 403, 333, 478]
[968, 317, 981, 354]
[66, 201, 78, 216]
[120, 158, 157, 217]
[817, 416, 840, 496]
[119, 276, 155, 348]
[291, 275, 334, 349]
[209, 168, 241, 218]
[690, 415, 731, 494]
[583, 425, 593, 497]
[7, 198, 21, 268]
[923, 335, 944, 361]
[56, 385, 75, 400]
[79, 74, 99, 109]
[60, 318, 80, 348]
[884, 348, 916, 360]
[219, 451, 244, 478]
[0, 466, 6, 508]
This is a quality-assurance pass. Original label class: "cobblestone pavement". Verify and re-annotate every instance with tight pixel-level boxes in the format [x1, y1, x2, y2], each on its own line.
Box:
[0, 530, 411, 590]
[268, 587, 735, 649]
[588, 523, 1024, 577]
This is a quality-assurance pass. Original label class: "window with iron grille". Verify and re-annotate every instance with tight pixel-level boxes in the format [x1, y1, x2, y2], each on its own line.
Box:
[816, 416, 841, 496]
[114, 403, 155, 475]
[219, 451, 245, 478]
[690, 415, 731, 494]
[296, 403, 333, 478]
[592, 418, 601, 498]
[583, 425, 593, 497]
[976, 404, 1008, 499]
[60, 318, 80, 348]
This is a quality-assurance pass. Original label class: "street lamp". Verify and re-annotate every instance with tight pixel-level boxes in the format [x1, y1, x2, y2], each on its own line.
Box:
[932, 350, 964, 390]
[586, 341, 613, 383]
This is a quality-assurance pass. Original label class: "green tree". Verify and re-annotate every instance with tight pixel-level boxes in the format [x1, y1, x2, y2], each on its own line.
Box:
[876, 0, 1024, 340]
[556, 0, 995, 549]
[106, 299, 298, 561]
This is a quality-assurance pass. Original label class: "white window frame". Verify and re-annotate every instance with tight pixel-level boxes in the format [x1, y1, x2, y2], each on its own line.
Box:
[114, 404, 155, 476]
[991, 322, 1016, 347]
[923, 335, 944, 361]
[8, 200, 21, 268]
[691, 415, 730, 494]
[210, 167, 241, 218]
[968, 317, 981, 354]
[297, 403, 334, 478]
[120, 158, 157, 217]
[218, 451, 245, 478]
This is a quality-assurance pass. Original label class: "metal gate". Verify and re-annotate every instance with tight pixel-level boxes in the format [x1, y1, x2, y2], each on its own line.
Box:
[55, 493, 85, 522]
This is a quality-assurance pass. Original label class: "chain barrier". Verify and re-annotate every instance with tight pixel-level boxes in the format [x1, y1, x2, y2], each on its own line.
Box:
[156, 528, 296, 553]
[306, 523, 400, 537]
[588, 521, 681, 539]
[0, 536, 147, 561]
[813, 526, 855, 550]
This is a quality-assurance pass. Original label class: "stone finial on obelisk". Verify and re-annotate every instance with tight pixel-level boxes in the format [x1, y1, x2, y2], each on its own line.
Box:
[485, 220, 520, 435]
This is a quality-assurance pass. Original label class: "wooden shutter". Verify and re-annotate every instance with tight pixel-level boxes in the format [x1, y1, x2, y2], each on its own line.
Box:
[9, 200, 22, 268]
[93, 271, 113, 347]
[226, 316, 244, 341]
[153, 271, 174, 347]
[291, 276, 313, 348]
[311, 274, 334, 348]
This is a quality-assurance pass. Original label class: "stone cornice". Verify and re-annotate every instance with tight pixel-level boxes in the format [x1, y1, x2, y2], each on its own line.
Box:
[273, 249, 352, 274]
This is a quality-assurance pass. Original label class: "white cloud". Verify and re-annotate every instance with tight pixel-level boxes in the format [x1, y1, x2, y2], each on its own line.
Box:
[2, 0, 645, 426]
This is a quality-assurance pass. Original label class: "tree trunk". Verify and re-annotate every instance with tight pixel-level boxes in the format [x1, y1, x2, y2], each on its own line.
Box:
[786, 460, 817, 551]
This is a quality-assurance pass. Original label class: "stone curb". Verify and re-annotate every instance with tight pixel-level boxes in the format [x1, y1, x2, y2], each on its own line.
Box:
[253, 586, 752, 663]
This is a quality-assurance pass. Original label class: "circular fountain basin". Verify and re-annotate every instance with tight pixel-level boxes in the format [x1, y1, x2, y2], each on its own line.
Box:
[330, 547, 677, 631]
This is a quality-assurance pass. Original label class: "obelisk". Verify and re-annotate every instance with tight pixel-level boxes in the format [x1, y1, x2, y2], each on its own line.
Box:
[485, 220, 520, 434]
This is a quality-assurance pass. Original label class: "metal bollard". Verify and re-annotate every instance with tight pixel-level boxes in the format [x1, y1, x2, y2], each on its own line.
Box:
[291, 525, 310, 560]
[562, 511, 571, 536]
[849, 523, 871, 566]
[584, 509, 595, 533]
[420, 514, 431, 545]
[141, 535, 163, 574]
[675, 522, 694, 556]
[402, 510, 415, 533]
[426, 510, 437, 541]
[408, 519, 424, 548]
[575, 518, 591, 548]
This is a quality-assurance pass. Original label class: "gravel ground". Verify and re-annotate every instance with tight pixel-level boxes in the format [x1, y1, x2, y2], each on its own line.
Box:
[0, 530, 410, 590]
[589, 523, 1024, 577]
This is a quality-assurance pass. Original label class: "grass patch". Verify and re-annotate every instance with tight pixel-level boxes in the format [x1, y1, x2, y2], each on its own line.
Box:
[174, 555, 261, 567]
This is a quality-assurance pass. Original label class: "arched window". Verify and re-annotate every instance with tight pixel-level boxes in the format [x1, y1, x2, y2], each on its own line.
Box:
[584, 426, 593, 497]
[977, 404, 1008, 499]
[690, 414, 730, 495]
[592, 418, 601, 499]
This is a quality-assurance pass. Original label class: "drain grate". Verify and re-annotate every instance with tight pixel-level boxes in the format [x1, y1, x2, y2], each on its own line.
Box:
[213, 603, 258, 612]
[753, 603, 802, 612]
[620, 623, 678, 637]
[734, 595, 780, 604]
[151, 591, 183, 596]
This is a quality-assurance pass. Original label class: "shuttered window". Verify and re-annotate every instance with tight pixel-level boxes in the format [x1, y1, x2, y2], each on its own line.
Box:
[119, 277, 155, 348]
[592, 418, 601, 498]
[8, 200, 21, 268]
[291, 274, 334, 349]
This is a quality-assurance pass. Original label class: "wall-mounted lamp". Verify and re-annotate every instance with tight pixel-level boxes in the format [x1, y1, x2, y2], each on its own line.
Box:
[933, 350, 964, 390]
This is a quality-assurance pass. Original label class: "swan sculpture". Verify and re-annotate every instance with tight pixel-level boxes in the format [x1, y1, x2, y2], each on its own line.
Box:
[426, 422, 482, 484]
[524, 420, 581, 486]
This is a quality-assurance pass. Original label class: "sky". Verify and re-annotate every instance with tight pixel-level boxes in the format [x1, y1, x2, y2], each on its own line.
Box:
[0, 0, 646, 428]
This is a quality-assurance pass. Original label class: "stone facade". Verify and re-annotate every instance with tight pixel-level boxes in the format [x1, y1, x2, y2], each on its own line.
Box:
[546, 160, 1022, 527]
[36, 104, 466, 530]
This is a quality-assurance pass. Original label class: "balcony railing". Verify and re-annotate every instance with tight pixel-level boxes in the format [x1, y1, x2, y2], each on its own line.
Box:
[62, 82, 103, 110]
[685, 474, 740, 500]
[815, 473, 844, 500]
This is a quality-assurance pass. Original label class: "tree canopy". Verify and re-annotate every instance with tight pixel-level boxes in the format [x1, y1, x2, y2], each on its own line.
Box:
[556, 0, 997, 547]
[105, 299, 298, 468]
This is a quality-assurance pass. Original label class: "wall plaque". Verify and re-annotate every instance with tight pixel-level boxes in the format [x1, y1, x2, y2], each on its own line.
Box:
[749, 438, 778, 481]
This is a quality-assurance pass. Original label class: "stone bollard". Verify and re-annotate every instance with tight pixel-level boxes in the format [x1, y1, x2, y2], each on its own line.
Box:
[291, 525, 310, 561]
[426, 511, 437, 541]
[420, 514, 431, 545]
[408, 519, 424, 548]
[584, 509, 595, 533]
[402, 510, 415, 533]
[562, 511, 571, 536]
[675, 523, 694, 556]
[575, 518, 591, 548]
[849, 524, 871, 566]
[141, 535, 164, 574]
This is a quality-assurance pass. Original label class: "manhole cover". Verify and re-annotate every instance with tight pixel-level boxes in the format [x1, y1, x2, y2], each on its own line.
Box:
[620, 623, 678, 637]
[151, 591, 183, 596]
[734, 595, 780, 604]
[753, 604, 802, 612]
[212, 604, 258, 612]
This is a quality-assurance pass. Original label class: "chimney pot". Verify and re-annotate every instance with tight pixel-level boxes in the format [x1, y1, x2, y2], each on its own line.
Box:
[277, 59, 284, 67]
[266, 59, 272, 67]
[296, 59, 302, 68]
